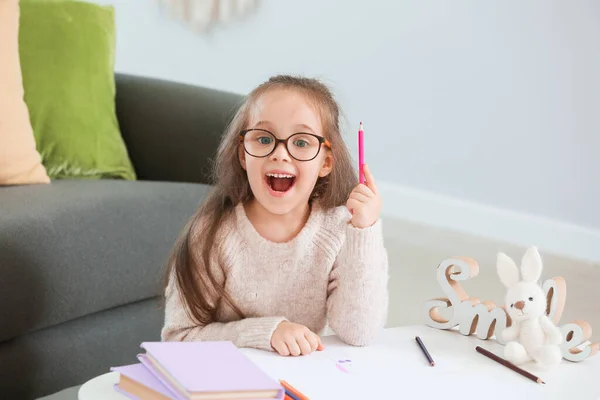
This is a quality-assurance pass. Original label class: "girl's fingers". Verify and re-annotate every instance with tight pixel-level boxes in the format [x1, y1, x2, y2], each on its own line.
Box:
[354, 183, 375, 197]
[272, 339, 290, 356]
[306, 332, 319, 352]
[285, 337, 302, 356]
[363, 164, 379, 195]
[297, 336, 313, 355]
[349, 191, 370, 203]
[317, 335, 325, 351]
[346, 198, 362, 214]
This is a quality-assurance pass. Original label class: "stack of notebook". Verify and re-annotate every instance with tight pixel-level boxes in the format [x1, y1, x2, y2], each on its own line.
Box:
[111, 341, 284, 400]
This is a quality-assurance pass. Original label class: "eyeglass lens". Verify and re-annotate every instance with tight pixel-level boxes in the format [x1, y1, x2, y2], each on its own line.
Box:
[243, 130, 322, 160]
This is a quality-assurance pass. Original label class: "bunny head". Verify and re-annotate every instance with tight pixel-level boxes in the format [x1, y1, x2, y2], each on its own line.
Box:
[497, 246, 547, 323]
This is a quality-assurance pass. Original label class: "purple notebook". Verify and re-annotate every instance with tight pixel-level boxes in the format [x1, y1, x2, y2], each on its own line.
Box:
[139, 341, 283, 399]
[113, 385, 139, 400]
[137, 354, 185, 400]
[110, 363, 175, 399]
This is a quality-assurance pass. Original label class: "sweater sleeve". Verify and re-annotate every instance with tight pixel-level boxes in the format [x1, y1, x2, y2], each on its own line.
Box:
[160, 217, 287, 351]
[160, 276, 287, 351]
[326, 218, 389, 346]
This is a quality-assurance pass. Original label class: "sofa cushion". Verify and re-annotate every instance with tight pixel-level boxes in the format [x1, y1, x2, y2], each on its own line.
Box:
[0, 0, 49, 185]
[0, 179, 209, 343]
[18, 1, 136, 180]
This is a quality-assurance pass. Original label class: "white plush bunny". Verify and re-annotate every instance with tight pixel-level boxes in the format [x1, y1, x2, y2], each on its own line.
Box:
[496, 246, 563, 369]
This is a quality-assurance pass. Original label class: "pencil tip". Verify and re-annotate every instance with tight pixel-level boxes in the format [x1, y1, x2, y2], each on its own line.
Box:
[431, 362, 435, 366]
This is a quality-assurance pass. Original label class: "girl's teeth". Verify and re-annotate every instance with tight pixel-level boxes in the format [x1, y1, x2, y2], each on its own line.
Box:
[266, 173, 294, 178]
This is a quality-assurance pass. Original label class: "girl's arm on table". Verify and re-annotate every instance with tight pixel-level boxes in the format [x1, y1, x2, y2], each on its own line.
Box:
[161, 275, 287, 351]
[161, 215, 287, 351]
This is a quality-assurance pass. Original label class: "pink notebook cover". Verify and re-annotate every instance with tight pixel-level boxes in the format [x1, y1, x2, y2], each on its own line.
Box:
[110, 363, 176, 399]
[139, 341, 283, 398]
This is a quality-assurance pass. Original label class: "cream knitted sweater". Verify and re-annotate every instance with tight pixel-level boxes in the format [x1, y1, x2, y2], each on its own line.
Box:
[161, 201, 389, 351]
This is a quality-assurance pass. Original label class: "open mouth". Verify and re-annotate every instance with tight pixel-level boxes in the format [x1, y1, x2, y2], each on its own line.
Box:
[265, 172, 296, 194]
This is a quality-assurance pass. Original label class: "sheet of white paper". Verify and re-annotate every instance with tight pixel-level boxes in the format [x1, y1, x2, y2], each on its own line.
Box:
[239, 327, 600, 400]
[243, 344, 506, 399]
[242, 343, 600, 400]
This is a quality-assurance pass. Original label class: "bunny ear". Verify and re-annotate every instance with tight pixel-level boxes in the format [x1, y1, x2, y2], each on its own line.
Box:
[497, 252, 520, 287]
[521, 246, 542, 283]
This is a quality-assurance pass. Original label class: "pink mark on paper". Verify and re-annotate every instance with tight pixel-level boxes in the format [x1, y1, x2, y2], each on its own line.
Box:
[322, 352, 353, 374]
[334, 359, 352, 374]
[336, 363, 350, 374]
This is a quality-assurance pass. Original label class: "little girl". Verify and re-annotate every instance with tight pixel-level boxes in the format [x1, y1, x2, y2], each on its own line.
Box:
[161, 75, 389, 357]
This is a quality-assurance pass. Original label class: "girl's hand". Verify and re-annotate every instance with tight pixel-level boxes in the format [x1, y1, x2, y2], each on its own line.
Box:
[347, 164, 382, 229]
[271, 321, 324, 356]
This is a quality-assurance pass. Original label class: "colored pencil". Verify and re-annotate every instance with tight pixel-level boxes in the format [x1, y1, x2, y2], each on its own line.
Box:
[280, 380, 309, 400]
[475, 346, 545, 384]
[283, 389, 299, 400]
[358, 122, 365, 184]
[415, 336, 435, 366]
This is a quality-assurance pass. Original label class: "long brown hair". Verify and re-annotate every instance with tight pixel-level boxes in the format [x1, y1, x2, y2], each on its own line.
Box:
[163, 75, 357, 326]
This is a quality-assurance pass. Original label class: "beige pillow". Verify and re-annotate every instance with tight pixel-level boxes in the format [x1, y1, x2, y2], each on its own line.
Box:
[0, 0, 49, 185]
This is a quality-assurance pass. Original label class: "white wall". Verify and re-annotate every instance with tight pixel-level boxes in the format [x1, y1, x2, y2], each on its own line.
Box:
[95, 0, 600, 260]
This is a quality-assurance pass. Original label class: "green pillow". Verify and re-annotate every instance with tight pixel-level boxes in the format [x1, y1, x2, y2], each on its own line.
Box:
[18, 0, 136, 180]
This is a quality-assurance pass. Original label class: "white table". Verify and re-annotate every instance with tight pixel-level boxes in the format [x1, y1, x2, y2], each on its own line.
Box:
[78, 325, 600, 400]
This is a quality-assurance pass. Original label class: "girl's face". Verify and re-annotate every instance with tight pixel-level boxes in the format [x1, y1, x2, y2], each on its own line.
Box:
[239, 88, 333, 216]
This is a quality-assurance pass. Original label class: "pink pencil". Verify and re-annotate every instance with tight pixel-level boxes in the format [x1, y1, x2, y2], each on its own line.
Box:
[358, 122, 365, 184]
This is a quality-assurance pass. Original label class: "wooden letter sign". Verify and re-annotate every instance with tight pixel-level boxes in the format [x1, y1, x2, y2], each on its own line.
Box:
[423, 256, 599, 362]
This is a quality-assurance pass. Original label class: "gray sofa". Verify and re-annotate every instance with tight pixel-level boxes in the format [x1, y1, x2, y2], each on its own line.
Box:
[0, 74, 244, 399]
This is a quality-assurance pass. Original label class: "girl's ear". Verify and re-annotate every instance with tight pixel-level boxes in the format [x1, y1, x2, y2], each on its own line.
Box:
[318, 150, 333, 177]
[238, 144, 247, 170]
[521, 246, 542, 283]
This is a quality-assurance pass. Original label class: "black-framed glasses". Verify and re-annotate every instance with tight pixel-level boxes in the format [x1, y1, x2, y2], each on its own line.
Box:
[239, 129, 331, 161]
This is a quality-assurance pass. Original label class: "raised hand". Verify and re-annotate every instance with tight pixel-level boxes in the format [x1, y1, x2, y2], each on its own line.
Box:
[270, 321, 324, 356]
[346, 164, 382, 229]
